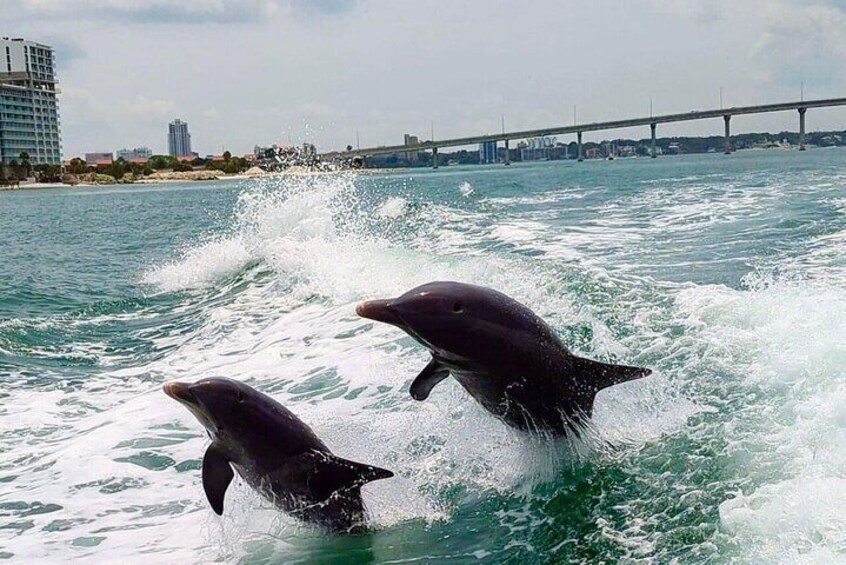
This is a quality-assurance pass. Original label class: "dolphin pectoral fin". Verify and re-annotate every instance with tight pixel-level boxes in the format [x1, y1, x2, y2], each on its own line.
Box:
[410, 358, 450, 401]
[202, 443, 233, 516]
[296, 451, 393, 500]
[572, 355, 652, 392]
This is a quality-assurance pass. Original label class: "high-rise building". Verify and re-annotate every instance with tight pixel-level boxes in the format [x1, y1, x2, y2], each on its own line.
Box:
[167, 119, 192, 157]
[0, 37, 62, 165]
[403, 133, 420, 163]
[479, 140, 497, 164]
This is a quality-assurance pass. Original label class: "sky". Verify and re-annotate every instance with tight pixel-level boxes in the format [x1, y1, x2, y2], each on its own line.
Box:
[5, 0, 846, 157]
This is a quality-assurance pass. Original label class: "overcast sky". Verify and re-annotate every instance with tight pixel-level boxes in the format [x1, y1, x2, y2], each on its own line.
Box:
[5, 0, 846, 157]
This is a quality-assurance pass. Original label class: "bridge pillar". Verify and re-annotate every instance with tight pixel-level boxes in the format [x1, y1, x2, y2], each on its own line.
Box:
[577, 132, 583, 161]
[650, 123, 657, 158]
[432, 147, 438, 169]
[798, 108, 807, 151]
[504, 139, 511, 165]
[723, 115, 732, 154]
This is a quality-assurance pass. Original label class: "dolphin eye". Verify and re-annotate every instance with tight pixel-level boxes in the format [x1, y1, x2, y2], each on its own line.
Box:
[452, 302, 464, 313]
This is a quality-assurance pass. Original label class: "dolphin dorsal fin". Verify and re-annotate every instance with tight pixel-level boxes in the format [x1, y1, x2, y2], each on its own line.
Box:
[203, 443, 234, 515]
[298, 451, 393, 499]
[410, 358, 450, 401]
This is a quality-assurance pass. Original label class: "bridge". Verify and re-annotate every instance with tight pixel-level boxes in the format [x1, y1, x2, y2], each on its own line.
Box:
[320, 97, 846, 167]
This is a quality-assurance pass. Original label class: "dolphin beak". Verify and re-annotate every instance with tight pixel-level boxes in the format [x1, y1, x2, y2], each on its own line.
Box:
[163, 381, 195, 404]
[356, 299, 402, 325]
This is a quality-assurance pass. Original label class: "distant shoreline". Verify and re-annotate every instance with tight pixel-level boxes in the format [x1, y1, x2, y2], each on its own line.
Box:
[0, 166, 374, 192]
[0, 175, 248, 192]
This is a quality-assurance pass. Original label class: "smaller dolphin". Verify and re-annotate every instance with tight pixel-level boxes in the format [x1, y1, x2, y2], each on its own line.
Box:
[357, 281, 651, 436]
[163, 377, 393, 532]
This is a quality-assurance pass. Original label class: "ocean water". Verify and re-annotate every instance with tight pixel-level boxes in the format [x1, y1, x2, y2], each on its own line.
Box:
[3, 149, 846, 563]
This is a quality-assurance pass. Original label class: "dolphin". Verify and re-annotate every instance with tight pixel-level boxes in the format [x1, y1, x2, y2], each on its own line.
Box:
[356, 281, 651, 436]
[163, 377, 393, 532]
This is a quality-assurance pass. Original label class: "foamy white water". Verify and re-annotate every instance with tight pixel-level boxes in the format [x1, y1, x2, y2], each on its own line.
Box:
[4, 151, 846, 562]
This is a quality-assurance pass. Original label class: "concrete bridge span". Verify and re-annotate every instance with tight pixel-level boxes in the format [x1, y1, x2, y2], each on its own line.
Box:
[320, 97, 846, 166]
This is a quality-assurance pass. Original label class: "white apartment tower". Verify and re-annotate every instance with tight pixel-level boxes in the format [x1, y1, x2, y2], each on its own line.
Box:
[0, 37, 62, 165]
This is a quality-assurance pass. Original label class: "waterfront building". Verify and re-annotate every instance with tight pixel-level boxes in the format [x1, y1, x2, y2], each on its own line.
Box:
[520, 136, 556, 161]
[0, 37, 62, 165]
[404, 134, 420, 163]
[167, 119, 192, 157]
[116, 146, 152, 160]
[479, 140, 497, 164]
[254, 144, 286, 159]
[617, 145, 637, 157]
[85, 152, 113, 166]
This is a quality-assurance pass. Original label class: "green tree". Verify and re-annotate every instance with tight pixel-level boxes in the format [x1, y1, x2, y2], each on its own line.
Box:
[106, 158, 129, 181]
[69, 157, 88, 175]
[19, 152, 31, 176]
[149, 155, 170, 170]
[223, 150, 232, 161]
[34, 163, 61, 182]
[172, 160, 193, 172]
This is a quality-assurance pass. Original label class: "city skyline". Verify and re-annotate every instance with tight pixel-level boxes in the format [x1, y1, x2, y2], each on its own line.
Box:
[6, 0, 846, 157]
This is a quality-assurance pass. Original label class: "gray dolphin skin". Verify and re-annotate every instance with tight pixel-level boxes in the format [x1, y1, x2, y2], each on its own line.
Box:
[356, 281, 652, 435]
[162, 377, 393, 532]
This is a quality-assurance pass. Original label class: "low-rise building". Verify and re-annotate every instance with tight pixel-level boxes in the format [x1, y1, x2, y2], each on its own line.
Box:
[116, 147, 152, 160]
[521, 136, 556, 161]
[85, 152, 113, 165]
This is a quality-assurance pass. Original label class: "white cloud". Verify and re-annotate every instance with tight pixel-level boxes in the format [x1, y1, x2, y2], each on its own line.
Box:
[645, 0, 846, 96]
[298, 103, 337, 119]
[10, 0, 357, 23]
[750, 2, 846, 87]
[202, 107, 221, 122]
[11, 0, 846, 156]
[118, 95, 177, 119]
[645, 0, 730, 23]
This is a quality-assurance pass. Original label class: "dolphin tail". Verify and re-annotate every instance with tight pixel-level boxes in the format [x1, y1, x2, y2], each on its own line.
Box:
[571, 355, 652, 393]
[297, 451, 393, 499]
[562, 356, 652, 421]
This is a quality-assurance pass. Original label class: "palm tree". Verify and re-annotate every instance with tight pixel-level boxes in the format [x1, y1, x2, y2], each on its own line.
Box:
[19, 152, 31, 176]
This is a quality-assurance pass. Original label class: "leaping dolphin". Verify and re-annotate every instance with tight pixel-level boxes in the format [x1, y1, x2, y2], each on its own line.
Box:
[163, 377, 393, 532]
[356, 281, 651, 436]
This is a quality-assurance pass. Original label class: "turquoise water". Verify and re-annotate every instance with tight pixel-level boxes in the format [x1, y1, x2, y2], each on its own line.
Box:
[3, 150, 846, 563]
